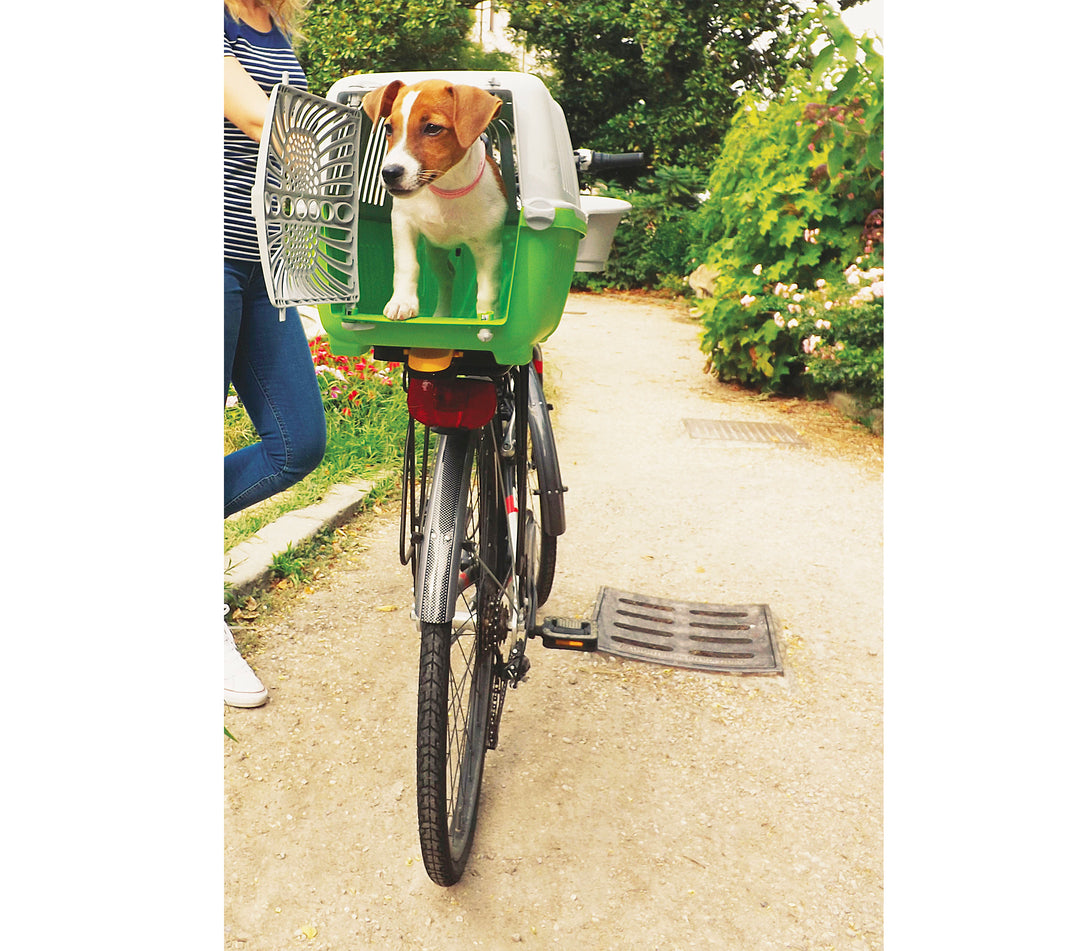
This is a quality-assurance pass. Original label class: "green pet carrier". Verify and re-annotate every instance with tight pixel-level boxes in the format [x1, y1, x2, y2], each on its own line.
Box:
[254, 71, 624, 366]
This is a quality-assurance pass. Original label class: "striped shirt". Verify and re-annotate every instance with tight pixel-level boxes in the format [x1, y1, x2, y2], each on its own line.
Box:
[224, 11, 307, 260]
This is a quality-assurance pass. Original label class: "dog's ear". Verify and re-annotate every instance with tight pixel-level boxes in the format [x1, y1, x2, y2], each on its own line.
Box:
[448, 85, 503, 148]
[361, 80, 405, 122]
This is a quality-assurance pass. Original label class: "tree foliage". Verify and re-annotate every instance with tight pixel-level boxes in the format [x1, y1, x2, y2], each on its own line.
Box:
[500, 0, 820, 171]
[296, 0, 511, 97]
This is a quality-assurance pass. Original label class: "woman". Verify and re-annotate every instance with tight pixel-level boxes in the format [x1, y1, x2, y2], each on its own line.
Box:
[224, 0, 324, 707]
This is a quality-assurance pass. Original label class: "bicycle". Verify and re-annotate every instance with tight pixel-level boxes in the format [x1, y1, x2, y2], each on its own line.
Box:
[253, 70, 644, 885]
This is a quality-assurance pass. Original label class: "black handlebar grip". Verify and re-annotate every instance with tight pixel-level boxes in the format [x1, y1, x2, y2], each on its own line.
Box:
[588, 152, 647, 171]
[576, 150, 648, 172]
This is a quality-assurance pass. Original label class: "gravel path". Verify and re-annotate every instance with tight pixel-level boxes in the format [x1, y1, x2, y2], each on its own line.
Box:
[225, 292, 883, 950]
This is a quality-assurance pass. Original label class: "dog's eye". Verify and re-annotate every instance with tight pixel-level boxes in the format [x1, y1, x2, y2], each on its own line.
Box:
[423, 123, 444, 136]
[382, 124, 393, 138]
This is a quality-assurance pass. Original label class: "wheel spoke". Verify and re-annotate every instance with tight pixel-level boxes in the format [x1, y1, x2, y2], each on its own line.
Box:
[445, 632, 476, 813]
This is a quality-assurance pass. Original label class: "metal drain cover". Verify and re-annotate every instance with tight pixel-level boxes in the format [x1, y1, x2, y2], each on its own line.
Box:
[594, 587, 782, 674]
[683, 418, 805, 446]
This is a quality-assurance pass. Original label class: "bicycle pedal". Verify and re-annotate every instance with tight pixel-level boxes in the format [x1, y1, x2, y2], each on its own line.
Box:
[538, 617, 597, 652]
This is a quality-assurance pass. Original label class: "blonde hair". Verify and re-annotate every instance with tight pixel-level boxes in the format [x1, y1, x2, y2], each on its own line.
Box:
[224, 0, 309, 40]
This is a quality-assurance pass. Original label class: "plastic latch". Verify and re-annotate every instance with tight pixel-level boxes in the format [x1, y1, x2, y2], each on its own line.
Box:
[522, 198, 556, 231]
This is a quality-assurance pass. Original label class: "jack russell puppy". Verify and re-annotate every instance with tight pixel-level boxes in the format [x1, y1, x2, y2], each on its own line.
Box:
[361, 79, 508, 322]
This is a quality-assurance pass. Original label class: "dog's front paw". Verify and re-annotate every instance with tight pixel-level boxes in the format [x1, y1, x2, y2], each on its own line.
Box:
[383, 295, 419, 321]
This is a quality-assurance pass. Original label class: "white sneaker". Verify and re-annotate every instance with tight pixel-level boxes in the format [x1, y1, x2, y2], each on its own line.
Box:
[224, 621, 268, 708]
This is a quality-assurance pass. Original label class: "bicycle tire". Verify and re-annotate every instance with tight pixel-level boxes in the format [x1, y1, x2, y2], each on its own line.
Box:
[525, 364, 561, 606]
[415, 425, 508, 886]
[527, 444, 558, 608]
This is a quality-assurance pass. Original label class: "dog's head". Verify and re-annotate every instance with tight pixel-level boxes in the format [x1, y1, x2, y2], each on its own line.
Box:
[361, 79, 503, 198]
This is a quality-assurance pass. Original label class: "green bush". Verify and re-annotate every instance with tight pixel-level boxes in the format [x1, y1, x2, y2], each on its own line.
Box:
[696, 5, 883, 401]
[574, 165, 707, 292]
[738, 258, 884, 407]
[801, 264, 884, 407]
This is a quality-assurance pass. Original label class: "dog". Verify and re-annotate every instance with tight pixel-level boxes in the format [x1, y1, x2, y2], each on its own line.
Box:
[361, 79, 508, 322]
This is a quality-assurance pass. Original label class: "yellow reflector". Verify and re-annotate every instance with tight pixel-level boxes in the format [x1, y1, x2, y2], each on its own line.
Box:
[405, 348, 460, 372]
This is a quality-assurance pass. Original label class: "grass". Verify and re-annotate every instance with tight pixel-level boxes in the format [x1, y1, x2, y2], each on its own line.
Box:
[269, 543, 309, 585]
[224, 496, 392, 634]
[224, 336, 409, 553]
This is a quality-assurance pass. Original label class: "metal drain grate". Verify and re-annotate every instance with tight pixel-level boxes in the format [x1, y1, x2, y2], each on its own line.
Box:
[593, 587, 782, 674]
[683, 418, 805, 446]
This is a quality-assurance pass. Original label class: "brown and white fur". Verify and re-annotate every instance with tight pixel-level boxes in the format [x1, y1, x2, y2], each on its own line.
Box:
[361, 79, 508, 321]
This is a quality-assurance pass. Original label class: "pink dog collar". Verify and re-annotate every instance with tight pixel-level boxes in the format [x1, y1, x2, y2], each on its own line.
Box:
[429, 153, 487, 199]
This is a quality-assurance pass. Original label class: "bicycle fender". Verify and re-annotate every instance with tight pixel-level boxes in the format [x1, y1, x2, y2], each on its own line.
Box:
[527, 365, 566, 536]
[414, 431, 476, 625]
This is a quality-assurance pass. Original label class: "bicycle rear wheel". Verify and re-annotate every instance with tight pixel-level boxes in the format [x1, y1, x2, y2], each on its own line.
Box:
[416, 425, 509, 886]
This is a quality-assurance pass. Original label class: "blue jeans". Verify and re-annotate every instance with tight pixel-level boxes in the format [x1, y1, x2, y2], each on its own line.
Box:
[225, 259, 326, 518]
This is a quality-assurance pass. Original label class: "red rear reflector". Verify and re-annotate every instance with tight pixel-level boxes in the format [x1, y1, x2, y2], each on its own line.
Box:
[407, 378, 497, 429]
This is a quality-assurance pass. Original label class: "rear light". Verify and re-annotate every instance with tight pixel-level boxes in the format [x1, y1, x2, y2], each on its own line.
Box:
[407, 377, 497, 430]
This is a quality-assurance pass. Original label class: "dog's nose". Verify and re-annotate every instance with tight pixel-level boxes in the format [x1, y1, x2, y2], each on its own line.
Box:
[381, 164, 405, 187]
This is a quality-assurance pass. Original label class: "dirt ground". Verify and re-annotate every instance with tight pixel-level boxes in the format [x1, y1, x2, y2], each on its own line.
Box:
[224, 292, 883, 950]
